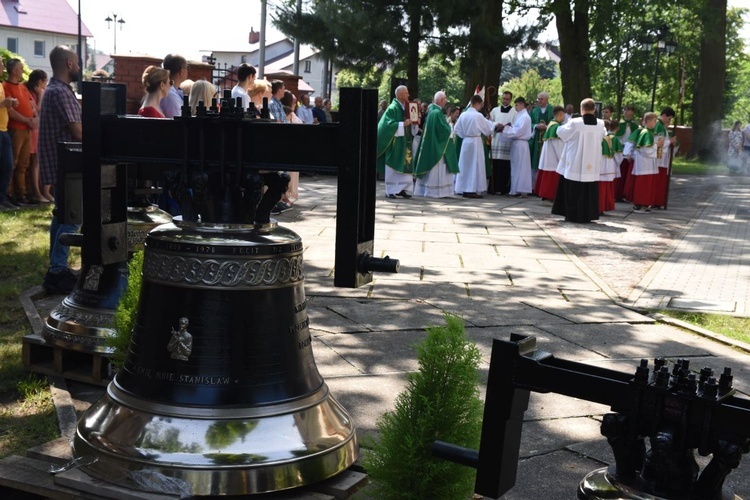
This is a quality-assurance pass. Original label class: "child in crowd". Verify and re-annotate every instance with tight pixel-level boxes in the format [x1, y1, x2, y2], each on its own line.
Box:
[652, 107, 678, 209]
[535, 105, 566, 203]
[598, 120, 622, 214]
[616, 106, 638, 201]
[631, 112, 664, 213]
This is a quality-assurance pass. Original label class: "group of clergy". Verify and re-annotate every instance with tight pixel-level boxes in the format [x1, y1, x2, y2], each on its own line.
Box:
[376, 86, 677, 223]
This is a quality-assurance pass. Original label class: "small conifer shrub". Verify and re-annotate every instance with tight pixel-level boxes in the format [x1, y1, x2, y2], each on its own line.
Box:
[364, 313, 483, 499]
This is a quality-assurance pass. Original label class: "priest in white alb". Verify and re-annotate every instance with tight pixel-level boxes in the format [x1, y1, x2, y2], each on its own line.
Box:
[453, 94, 496, 198]
[551, 98, 607, 223]
[498, 96, 533, 197]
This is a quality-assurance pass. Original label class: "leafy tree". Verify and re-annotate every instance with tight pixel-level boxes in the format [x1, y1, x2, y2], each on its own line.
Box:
[417, 54, 464, 106]
[274, 0, 434, 98]
[502, 69, 563, 107]
[0, 49, 31, 81]
[501, 53, 557, 83]
[275, 0, 544, 109]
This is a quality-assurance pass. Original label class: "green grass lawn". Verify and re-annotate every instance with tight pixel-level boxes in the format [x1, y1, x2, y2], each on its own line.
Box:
[0, 205, 80, 457]
[654, 309, 750, 345]
[672, 157, 731, 175]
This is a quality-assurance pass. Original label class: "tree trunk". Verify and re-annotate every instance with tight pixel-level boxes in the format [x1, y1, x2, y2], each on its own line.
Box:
[406, 0, 421, 99]
[553, 0, 592, 106]
[462, 0, 504, 110]
[690, 0, 726, 160]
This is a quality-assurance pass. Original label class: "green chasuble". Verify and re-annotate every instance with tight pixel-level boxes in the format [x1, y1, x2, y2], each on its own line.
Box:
[414, 103, 459, 177]
[542, 121, 561, 141]
[653, 120, 678, 146]
[616, 119, 638, 141]
[627, 126, 642, 144]
[377, 98, 413, 175]
[529, 105, 555, 169]
[608, 133, 623, 154]
[636, 128, 655, 148]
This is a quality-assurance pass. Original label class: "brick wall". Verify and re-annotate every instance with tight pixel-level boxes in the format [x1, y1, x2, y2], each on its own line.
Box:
[111, 55, 214, 114]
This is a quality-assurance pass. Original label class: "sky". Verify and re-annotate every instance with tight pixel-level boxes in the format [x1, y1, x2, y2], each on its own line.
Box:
[68, 0, 750, 61]
[66, 0, 284, 60]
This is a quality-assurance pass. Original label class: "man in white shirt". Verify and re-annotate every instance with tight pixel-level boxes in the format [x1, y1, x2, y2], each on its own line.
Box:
[160, 54, 188, 118]
[230, 63, 256, 111]
[498, 96, 533, 197]
[454, 95, 496, 198]
[296, 94, 314, 124]
[489, 91, 517, 194]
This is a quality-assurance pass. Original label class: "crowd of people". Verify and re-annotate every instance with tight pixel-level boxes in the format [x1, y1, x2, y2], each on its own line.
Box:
[377, 88, 680, 223]
[1, 43, 685, 296]
[0, 58, 50, 211]
[135, 59, 337, 216]
[0, 45, 339, 295]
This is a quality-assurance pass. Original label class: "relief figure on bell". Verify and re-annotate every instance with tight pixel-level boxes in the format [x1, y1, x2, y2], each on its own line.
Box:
[168, 317, 193, 361]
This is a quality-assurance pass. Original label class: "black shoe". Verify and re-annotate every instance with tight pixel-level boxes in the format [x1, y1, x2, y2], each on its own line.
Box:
[271, 201, 292, 215]
[17, 196, 39, 206]
[385, 194, 397, 199]
[43, 269, 78, 295]
[1, 198, 19, 209]
[397, 190, 412, 198]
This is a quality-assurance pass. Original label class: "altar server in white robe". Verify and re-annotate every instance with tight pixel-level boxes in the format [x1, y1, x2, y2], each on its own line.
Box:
[551, 98, 607, 223]
[499, 96, 533, 196]
[453, 95, 495, 198]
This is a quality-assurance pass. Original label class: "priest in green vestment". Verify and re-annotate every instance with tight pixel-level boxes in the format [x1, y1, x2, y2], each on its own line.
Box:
[377, 85, 415, 198]
[413, 91, 459, 198]
[529, 91, 555, 170]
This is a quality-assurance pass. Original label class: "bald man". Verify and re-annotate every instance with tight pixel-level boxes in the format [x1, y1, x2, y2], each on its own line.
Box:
[40, 45, 82, 295]
[413, 91, 458, 198]
[377, 85, 414, 198]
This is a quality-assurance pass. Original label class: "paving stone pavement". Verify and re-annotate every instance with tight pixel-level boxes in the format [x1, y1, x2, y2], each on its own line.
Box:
[629, 183, 750, 316]
[281, 174, 750, 498]
[43, 173, 750, 499]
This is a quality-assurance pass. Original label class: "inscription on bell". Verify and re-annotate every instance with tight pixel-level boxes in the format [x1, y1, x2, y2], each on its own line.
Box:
[298, 336, 312, 350]
[289, 318, 310, 335]
[233, 247, 261, 255]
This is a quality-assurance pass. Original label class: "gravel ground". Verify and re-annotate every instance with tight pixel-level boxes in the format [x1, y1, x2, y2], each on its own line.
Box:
[531, 175, 727, 301]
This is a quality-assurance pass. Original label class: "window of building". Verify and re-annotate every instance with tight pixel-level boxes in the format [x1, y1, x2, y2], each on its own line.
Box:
[304, 60, 311, 73]
[34, 40, 45, 57]
[7, 37, 18, 53]
[241, 55, 247, 64]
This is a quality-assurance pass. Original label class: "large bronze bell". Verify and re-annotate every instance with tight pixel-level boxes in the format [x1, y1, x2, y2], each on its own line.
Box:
[73, 219, 358, 496]
[42, 205, 172, 353]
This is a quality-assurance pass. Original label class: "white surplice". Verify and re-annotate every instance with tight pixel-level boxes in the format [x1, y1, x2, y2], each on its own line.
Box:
[453, 107, 494, 194]
[501, 108, 533, 195]
[555, 116, 606, 182]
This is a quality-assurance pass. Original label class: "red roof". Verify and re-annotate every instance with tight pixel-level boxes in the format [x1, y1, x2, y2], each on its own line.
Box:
[0, 0, 93, 37]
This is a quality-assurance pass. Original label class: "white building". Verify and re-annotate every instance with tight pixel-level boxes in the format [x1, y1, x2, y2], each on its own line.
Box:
[0, 0, 92, 76]
[207, 36, 331, 97]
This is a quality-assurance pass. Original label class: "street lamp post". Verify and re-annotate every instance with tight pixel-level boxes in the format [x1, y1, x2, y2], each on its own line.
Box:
[105, 14, 126, 55]
[641, 25, 677, 112]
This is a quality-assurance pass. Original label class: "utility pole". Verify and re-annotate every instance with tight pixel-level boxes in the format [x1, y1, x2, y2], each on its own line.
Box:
[259, 0, 267, 79]
[292, 0, 301, 75]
